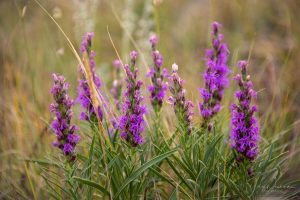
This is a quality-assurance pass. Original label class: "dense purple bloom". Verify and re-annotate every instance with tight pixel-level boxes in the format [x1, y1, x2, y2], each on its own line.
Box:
[110, 59, 123, 110]
[77, 32, 103, 122]
[50, 73, 80, 161]
[230, 61, 260, 161]
[199, 22, 230, 127]
[147, 34, 168, 113]
[119, 51, 147, 147]
[168, 63, 194, 134]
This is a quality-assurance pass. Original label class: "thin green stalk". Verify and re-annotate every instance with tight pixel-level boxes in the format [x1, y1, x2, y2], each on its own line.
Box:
[23, 162, 37, 200]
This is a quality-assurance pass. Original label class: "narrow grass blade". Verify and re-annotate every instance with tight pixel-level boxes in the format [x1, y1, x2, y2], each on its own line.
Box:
[72, 176, 110, 197]
[114, 149, 177, 199]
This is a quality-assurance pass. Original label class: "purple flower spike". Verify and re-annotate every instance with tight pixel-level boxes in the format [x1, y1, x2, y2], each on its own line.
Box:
[168, 63, 194, 134]
[119, 51, 146, 147]
[50, 73, 80, 161]
[199, 21, 230, 128]
[230, 61, 260, 162]
[77, 32, 103, 123]
[147, 34, 168, 113]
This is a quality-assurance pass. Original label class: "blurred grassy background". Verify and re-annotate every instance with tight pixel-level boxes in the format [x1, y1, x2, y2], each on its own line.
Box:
[1, 0, 299, 198]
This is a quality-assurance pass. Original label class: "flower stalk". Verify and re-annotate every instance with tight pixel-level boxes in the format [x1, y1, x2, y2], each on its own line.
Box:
[77, 32, 103, 123]
[230, 60, 260, 161]
[168, 63, 194, 134]
[50, 73, 80, 162]
[199, 22, 230, 129]
[147, 34, 168, 114]
[119, 51, 147, 147]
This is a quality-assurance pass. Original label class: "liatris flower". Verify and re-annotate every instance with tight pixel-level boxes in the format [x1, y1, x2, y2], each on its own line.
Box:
[77, 32, 103, 122]
[50, 73, 80, 161]
[230, 61, 259, 161]
[168, 63, 194, 134]
[199, 22, 230, 127]
[119, 51, 147, 147]
[110, 59, 123, 110]
[147, 34, 168, 113]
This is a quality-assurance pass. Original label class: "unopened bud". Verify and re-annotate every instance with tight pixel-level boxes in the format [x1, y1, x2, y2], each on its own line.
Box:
[172, 63, 178, 72]
[113, 80, 118, 87]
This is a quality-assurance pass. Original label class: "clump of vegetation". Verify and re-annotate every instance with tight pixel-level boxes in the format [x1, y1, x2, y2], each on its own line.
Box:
[1, 1, 299, 199]
[38, 22, 297, 199]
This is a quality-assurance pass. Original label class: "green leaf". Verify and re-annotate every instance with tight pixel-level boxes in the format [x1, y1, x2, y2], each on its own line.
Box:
[149, 167, 191, 199]
[169, 187, 177, 200]
[149, 168, 176, 188]
[87, 135, 96, 200]
[42, 175, 67, 199]
[23, 158, 59, 167]
[166, 158, 194, 192]
[72, 176, 110, 197]
[204, 135, 222, 163]
[113, 149, 177, 199]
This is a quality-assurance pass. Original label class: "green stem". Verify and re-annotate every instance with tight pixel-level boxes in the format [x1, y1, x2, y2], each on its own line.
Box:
[154, 4, 160, 37]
